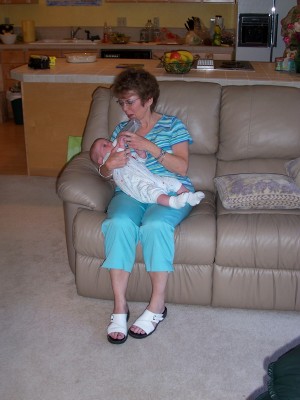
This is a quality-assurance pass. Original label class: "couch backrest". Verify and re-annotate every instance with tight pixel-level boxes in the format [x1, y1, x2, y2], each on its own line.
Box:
[217, 85, 300, 176]
[82, 80, 222, 192]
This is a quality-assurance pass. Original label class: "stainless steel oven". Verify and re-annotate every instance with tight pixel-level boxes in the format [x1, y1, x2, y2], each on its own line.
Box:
[238, 13, 277, 48]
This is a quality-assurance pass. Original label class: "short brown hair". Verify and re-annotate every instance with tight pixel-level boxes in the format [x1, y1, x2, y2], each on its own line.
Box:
[112, 68, 160, 112]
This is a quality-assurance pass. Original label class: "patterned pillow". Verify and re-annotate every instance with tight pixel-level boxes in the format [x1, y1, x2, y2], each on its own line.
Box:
[285, 157, 300, 187]
[214, 174, 300, 210]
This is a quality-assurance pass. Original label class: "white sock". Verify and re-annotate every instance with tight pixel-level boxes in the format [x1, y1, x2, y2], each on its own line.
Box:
[169, 193, 189, 209]
[187, 191, 205, 206]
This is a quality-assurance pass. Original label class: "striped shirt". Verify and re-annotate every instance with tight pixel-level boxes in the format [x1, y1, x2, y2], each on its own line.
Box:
[111, 114, 194, 191]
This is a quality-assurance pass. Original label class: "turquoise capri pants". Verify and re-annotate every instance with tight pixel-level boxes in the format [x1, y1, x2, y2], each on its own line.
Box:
[101, 191, 192, 273]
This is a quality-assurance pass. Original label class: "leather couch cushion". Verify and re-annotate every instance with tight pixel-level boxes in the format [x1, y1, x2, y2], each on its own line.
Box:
[215, 210, 300, 270]
[74, 191, 216, 266]
[218, 86, 300, 161]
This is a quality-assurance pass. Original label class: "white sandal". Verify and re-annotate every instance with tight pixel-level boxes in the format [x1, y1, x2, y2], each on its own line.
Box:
[128, 307, 167, 339]
[107, 311, 129, 345]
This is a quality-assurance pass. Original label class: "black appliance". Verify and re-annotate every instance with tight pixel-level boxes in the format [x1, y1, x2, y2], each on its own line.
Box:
[214, 60, 254, 71]
[100, 49, 152, 59]
[238, 13, 277, 48]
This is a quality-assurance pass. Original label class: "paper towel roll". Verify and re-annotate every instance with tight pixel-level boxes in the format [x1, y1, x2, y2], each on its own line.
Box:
[22, 20, 36, 43]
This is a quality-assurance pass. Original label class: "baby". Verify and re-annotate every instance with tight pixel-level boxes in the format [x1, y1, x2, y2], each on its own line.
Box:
[90, 136, 205, 209]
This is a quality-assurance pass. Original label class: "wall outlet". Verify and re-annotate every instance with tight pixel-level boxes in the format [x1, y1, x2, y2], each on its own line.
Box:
[153, 17, 160, 28]
[117, 17, 127, 27]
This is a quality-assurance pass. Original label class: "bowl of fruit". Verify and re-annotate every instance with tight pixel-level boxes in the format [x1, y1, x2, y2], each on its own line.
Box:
[161, 50, 195, 74]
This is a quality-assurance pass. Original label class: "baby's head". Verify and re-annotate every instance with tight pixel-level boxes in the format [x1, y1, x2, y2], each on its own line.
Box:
[90, 138, 113, 165]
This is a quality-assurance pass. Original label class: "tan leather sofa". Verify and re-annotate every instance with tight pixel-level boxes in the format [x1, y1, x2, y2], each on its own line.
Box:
[57, 81, 300, 311]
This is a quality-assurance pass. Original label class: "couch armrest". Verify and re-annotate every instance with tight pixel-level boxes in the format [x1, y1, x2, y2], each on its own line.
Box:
[57, 151, 115, 211]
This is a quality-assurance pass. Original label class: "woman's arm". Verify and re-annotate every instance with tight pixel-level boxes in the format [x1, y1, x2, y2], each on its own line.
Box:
[159, 141, 189, 176]
[122, 131, 189, 176]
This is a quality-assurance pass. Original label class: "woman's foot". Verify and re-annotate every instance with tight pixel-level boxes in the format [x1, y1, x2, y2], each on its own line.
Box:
[128, 307, 167, 339]
[107, 310, 130, 344]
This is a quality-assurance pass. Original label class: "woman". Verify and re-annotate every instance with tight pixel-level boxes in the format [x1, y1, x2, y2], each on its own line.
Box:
[99, 68, 195, 344]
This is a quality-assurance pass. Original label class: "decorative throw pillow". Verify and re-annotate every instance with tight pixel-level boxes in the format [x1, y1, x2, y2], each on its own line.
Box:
[285, 157, 300, 187]
[214, 174, 300, 210]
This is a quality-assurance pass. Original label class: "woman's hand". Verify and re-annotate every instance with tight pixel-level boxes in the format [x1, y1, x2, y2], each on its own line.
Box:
[119, 131, 159, 160]
[119, 131, 151, 153]
[105, 146, 131, 170]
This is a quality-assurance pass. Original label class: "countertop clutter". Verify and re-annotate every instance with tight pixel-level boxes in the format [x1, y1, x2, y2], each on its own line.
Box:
[0, 20, 235, 54]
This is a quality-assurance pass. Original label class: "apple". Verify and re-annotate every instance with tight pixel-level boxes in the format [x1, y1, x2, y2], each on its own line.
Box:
[170, 51, 181, 61]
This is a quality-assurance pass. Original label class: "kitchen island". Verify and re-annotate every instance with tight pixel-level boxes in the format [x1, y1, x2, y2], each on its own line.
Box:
[11, 58, 300, 176]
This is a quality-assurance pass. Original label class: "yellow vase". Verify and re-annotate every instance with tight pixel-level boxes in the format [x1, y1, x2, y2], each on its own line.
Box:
[22, 20, 36, 43]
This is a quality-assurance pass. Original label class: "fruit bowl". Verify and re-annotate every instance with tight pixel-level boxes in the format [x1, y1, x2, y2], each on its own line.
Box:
[162, 59, 194, 74]
[161, 50, 195, 74]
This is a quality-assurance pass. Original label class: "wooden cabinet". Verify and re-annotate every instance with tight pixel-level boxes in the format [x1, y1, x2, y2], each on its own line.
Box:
[1, 48, 61, 119]
[0, 0, 38, 3]
[26, 48, 63, 58]
[1, 48, 64, 93]
[1, 50, 26, 118]
[26, 48, 98, 58]
[0, 47, 98, 120]
[0, 49, 64, 91]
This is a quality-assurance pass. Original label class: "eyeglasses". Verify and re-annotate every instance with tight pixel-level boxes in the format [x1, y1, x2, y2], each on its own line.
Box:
[116, 97, 140, 107]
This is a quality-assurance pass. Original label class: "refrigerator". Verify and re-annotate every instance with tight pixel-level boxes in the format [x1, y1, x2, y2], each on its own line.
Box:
[236, 0, 297, 62]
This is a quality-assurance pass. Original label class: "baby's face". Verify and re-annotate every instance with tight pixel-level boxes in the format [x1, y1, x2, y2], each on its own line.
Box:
[97, 139, 113, 159]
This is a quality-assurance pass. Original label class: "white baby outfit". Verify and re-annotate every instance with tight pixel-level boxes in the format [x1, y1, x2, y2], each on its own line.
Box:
[103, 140, 205, 208]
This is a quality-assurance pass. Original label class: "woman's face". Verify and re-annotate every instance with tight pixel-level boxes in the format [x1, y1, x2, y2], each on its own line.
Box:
[117, 91, 153, 121]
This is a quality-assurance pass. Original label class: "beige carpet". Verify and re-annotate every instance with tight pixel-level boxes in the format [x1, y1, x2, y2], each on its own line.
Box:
[1, 175, 300, 400]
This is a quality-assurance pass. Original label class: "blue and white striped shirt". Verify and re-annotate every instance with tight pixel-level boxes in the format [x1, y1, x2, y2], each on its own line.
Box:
[111, 114, 194, 191]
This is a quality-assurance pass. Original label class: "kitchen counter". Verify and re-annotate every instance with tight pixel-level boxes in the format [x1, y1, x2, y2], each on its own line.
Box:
[12, 58, 300, 87]
[12, 58, 300, 177]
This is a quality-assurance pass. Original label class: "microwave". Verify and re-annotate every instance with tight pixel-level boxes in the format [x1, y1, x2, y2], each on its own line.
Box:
[238, 13, 277, 48]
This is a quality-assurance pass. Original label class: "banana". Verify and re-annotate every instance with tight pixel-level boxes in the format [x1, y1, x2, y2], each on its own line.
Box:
[178, 50, 193, 62]
[163, 50, 193, 63]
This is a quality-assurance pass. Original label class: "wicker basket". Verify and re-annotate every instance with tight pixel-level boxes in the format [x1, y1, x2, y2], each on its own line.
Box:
[162, 58, 194, 74]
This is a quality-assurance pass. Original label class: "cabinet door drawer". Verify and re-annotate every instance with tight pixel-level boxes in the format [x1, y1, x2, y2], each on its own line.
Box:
[26, 49, 62, 59]
[2, 50, 26, 63]
[0, 0, 38, 3]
